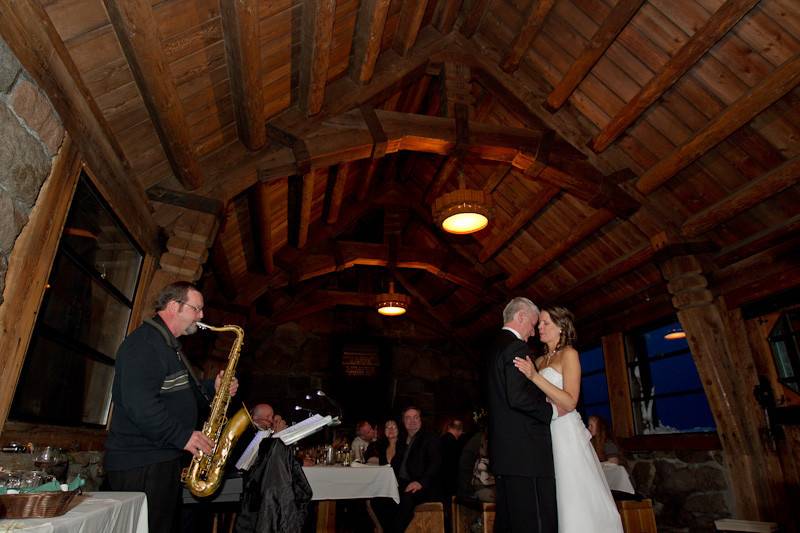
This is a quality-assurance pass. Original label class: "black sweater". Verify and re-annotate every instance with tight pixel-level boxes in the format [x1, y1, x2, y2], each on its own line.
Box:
[105, 317, 212, 471]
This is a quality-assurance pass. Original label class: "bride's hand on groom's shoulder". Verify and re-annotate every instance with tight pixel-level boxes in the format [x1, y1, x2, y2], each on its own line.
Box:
[513, 355, 537, 380]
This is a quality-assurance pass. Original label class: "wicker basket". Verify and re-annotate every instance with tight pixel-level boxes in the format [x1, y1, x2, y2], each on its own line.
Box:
[0, 489, 80, 519]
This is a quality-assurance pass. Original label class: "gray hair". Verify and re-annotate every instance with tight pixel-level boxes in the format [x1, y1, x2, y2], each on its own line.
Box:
[502, 297, 540, 324]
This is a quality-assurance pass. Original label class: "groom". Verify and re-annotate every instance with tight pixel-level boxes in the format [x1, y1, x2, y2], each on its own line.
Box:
[486, 297, 559, 532]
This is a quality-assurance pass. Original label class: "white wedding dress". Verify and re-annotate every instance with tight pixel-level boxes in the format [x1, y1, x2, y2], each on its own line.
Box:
[541, 366, 623, 533]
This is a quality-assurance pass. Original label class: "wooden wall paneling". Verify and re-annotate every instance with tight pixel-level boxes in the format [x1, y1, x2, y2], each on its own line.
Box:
[300, 0, 336, 116]
[350, 0, 392, 84]
[545, 0, 646, 111]
[393, 0, 430, 56]
[0, 0, 160, 257]
[500, 0, 556, 74]
[682, 156, 800, 238]
[637, 53, 800, 195]
[0, 136, 81, 431]
[103, 0, 205, 191]
[592, 0, 760, 153]
[220, 0, 266, 151]
[601, 332, 634, 439]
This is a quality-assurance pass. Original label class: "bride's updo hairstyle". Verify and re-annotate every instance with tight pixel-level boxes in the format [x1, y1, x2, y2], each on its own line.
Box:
[544, 306, 577, 352]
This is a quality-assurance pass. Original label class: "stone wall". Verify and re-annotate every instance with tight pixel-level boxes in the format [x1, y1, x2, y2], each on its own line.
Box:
[628, 449, 733, 532]
[0, 37, 65, 307]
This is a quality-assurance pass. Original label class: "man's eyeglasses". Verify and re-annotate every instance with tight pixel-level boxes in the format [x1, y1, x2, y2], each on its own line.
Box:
[178, 301, 203, 313]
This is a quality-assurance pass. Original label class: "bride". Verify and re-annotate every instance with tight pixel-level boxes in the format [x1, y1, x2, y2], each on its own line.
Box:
[514, 306, 623, 533]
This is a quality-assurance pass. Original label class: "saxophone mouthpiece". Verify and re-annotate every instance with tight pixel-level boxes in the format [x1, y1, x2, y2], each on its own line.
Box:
[196, 321, 211, 330]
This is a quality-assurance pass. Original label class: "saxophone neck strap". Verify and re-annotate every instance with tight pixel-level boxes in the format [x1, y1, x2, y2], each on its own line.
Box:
[144, 317, 212, 403]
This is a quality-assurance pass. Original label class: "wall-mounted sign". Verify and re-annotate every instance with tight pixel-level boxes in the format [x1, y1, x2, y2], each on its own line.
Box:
[342, 347, 379, 378]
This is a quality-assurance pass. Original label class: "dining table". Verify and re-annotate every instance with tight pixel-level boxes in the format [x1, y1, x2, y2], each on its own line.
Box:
[602, 461, 635, 494]
[0, 491, 147, 533]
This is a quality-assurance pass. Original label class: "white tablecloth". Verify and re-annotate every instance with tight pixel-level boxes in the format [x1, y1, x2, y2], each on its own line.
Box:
[602, 462, 635, 494]
[302, 464, 400, 503]
[0, 492, 147, 533]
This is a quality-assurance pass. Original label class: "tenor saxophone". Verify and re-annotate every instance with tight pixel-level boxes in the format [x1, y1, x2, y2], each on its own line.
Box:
[182, 321, 252, 497]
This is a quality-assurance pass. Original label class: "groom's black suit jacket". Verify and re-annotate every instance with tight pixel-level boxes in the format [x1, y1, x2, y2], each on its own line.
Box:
[486, 329, 555, 478]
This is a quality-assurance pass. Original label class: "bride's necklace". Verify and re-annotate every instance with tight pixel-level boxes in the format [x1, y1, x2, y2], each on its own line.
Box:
[544, 347, 558, 367]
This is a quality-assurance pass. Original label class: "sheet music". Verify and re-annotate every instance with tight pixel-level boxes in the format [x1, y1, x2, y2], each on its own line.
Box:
[235, 414, 333, 470]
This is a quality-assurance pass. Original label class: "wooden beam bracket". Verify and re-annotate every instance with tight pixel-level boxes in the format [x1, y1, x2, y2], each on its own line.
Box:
[360, 105, 388, 158]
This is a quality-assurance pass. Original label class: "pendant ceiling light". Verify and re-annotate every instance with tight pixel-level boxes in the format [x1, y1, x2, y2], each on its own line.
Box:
[375, 281, 410, 316]
[432, 171, 491, 235]
[664, 328, 686, 340]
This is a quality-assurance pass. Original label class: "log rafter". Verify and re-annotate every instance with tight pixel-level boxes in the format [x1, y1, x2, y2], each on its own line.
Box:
[103, 0, 204, 190]
[500, 0, 556, 74]
[350, 0, 392, 84]
[590, 0, 761, 153]
[393, 0, 430, 57]
[300, 0, 337, 116]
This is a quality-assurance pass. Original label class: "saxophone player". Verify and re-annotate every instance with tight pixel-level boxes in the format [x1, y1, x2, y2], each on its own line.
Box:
[105, 282, 239, 533]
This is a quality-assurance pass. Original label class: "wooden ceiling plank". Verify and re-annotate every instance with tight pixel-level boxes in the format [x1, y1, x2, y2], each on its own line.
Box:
[433, 0, 463, 35]
[557, 244, 655, 304]
[250, 182, 275, 273]
[393, 0, 430, 57]
[544, 0, 646, 111]
[0, 0, 160, 256]
[479, 185, 559, 263]
[350, 0, 392, 84]
[500, 0, 556, 74]
[637, 53, 800, 195]
[714, 213, 800, 268]
[505, 209, 616, 289]
[482, 165, 513, 194]
[103, 0, 204, 190]
[300, 0, 336, 116]
[460, 0, 490, 39]
[682, 156, 800, 238]
[590, 0, 761, 153]
[220, 0, 266, 151]
[326, 162, 354, 224]
[425, 156, 462, 203]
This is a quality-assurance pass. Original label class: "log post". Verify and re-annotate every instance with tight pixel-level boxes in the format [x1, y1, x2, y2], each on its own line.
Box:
[657, 253, 786, 521]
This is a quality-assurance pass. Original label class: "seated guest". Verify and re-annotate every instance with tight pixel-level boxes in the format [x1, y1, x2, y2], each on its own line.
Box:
[457, 431, 495, 503]
[351, 420, 377, 462]
[365, 419, 406, 469]
[375, 406, 442, 533]
[440, 418, 464, 497]
[588, 415, 622, 464]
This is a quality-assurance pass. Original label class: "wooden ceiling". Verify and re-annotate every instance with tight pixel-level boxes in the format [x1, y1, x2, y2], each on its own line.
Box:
[8, 0, 800, 343]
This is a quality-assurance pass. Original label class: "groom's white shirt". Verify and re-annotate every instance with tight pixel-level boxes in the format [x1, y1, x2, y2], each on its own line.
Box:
[502, 326, 558, 420]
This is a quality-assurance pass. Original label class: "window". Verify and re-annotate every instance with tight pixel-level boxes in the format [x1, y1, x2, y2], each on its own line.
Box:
[769, 310, 800, 394]
[627, 319, 715, 434]
[578, 344, 611, 424]
[10, 174, 143, 426]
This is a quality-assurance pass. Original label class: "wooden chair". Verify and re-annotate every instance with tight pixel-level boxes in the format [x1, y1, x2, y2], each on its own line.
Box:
[714, 519, 779, 532]
[406, 501, 445, 533]
[616, 499, 658, 533]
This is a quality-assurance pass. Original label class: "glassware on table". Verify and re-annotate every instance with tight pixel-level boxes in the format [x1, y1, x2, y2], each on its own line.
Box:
[33, 446, 69, 483]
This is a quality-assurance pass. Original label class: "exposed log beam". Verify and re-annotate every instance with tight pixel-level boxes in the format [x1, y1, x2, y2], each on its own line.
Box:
[442, 62, 473, 116]
[210, 233, 238, 301]
[714, 213, 800, 268]
[146, 186, 224, 216]
[104, 0, 204, 190]
[682, 156, 800, 238]
[506, 209, 616, 289]
[482, 165, 512, 194]
[359, 158, 382, 201]
[300, 0, 336, 116]
[289, 241, 486, 293]
[299, 169, 323, 248]
[350, 0, 392, 84]
[250, 182, 275, 273]
[0, 0, 159, 256]
[201, 30, 453, 201]
[545, 0, 646, 111]
[260, 109, 549, 180]
[272, 289, 377, 325]
[327, 162, 355, 224]
[433, 0, 463, 34]
[220, 0, 266, 151]
[637, 53, 800, 195]
[479, 185, 559, 262]
[590, 0, 760, 153]
[460, 0, 490, 39]
[393, 0, 430, 56]
[425, 156, 463, 203]
[500, 0, 556, 74]
[556, 244, 654, 305]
